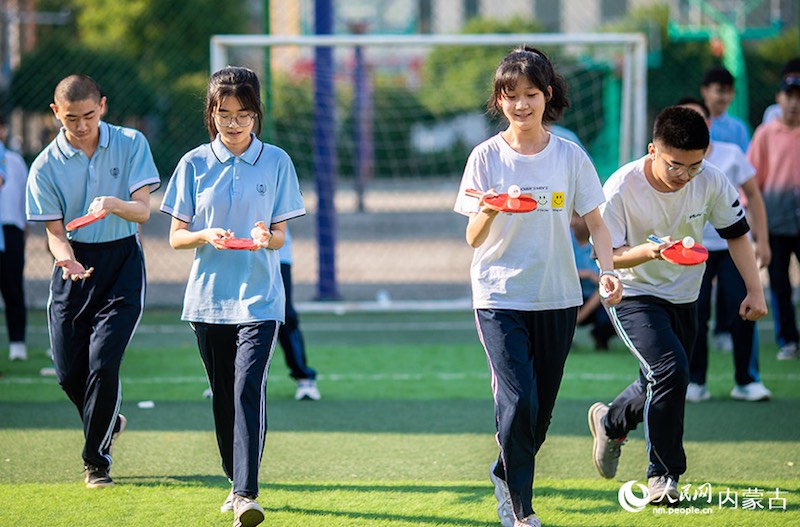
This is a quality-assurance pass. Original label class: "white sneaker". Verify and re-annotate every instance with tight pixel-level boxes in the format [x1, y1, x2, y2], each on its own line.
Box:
[685, 383, 710, 403]
[220, 489, 234, 513]
[9, 342, 27, 361]
[489, 461, 515, 527]
[108, 414, 127, 455]
[713, 333, 733, 353]
[730, 382, 772, 402]
[777, 343, 798, 361]
[233, 495, 264, 527]
[294, 379, 321, 401]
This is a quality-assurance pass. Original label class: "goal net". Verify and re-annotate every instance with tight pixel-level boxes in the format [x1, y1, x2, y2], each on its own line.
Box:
[210, 33, 647, 309]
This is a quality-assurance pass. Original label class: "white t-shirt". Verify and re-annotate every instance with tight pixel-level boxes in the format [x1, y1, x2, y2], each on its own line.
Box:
[454, 132, 605, 311]
[601, 156, 747, 304]
[702, 141, 755, 251]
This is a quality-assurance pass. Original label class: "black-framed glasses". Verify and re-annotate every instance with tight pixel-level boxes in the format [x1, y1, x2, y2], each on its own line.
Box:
[656, 149, 705, 178]
[214, 112, 255, 127]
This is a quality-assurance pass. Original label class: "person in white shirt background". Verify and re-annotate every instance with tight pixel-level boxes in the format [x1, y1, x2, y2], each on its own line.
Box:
[0, 115, 29, 361]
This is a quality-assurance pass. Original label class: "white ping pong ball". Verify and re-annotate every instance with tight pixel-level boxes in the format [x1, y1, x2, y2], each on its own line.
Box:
[250, 227, 262, 240]
[682, 236, 695, 249]
[508, 185, 521, 198]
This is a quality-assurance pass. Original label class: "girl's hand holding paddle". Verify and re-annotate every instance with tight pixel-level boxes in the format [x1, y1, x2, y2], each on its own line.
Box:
[205, 228, 233, 250]
[250, 221, 273, 250]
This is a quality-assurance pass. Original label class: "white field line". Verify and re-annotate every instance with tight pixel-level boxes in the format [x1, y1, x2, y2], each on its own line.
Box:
[3, 371, 799, 386]
[0, 320, 780, 335]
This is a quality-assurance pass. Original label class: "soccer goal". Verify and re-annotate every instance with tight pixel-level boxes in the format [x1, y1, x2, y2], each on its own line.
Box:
[209, 33, 647, 309]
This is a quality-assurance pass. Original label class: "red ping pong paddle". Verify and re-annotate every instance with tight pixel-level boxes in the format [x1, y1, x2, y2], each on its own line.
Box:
[464, 188, 537, 213]
[648, 235, 709, 266]
[65, 210, 108, 231]
[220, 237, 258, 250]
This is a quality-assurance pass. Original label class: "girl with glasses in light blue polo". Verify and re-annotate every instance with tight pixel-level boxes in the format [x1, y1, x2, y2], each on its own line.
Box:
[160, 66, 305, 527]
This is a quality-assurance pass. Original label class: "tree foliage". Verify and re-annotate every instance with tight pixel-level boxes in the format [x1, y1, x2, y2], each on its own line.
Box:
[71, 0, 248, 81]
[10, 46, 156, 118]
[420, 17, 546, 117]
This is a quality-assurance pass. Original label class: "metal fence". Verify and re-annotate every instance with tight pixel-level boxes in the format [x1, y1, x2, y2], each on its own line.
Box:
[2, 0, 798, 308]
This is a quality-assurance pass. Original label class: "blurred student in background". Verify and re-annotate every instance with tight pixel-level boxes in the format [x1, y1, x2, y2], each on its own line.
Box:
[0, 115, 29, 361]
[748, 68, 800, 361]
[761, 58, 800, 124]
[277, 227, 320, 401]
[699, 65, 752, 352]
[676, 97, 771, 402]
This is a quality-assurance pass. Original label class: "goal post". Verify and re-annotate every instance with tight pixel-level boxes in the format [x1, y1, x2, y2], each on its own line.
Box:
[209, 32, 648, 306]
[211, 33, 647, 162]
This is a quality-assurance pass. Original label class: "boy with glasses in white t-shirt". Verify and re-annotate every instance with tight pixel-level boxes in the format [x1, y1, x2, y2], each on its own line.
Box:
[588, 106, 766, 504]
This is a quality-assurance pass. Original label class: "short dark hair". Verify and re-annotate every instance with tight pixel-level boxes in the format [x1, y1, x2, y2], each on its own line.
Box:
[54, 74, 103, 104]
[653, 106, 709, 151]
[701, 65, 734, 87]
[675, 96, 710, 119]
[781, 58, 800, 78]
[205, 66, 263, 140]
[487, 45, 569, 125]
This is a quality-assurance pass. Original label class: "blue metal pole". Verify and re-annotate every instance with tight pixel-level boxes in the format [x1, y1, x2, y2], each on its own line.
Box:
[313, 0, 339, 299]
[353, 44, 365, 212]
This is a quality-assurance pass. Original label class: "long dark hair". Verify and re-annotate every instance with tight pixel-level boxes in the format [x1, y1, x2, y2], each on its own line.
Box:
[205, 66, 263, 140]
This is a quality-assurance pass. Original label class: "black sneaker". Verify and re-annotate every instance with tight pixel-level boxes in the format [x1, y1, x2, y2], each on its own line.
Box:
[84, 464, 114, 488]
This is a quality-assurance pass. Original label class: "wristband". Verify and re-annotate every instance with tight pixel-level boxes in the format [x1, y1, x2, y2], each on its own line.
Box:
[600, 270, 619, 278]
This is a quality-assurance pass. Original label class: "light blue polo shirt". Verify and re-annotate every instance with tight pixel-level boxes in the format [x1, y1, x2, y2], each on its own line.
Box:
[710, 112, 750, 152]
[26, 121, 161, 243]
[160, 134, 306, 325]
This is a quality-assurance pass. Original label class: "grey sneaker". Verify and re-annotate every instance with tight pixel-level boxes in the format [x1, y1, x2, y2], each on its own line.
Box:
[648, 475, 679, 505]
[489, 461, 515, 527]
[514, 515, 541, 527]
[233, 495, 264, 527]
[588, 402, 626, 479]
[220, 489, 235, 513]
[84, 464, 114, 488]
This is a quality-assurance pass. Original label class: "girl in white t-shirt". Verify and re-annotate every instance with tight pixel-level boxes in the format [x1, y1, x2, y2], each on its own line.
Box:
[454, 46, 621, 527]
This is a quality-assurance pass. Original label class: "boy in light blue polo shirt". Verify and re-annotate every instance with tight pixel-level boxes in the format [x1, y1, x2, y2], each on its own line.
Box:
[26, 74, 160, 488]
[700, 65, 751, 153]
[161, 67, 304, 527]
